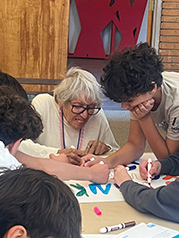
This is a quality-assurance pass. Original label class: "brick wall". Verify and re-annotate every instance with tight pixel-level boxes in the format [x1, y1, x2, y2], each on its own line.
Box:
[159, 0, 179, 72]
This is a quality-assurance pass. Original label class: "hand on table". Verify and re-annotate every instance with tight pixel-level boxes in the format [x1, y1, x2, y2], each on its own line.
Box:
[139, 160, 162, 180]
[131, 99, 154, 120]
[85, 140, 111, 155]
[114, 165, 132, 186]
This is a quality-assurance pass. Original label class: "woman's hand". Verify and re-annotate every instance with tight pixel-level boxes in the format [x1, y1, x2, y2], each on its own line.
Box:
[55, 148, 86, 166]
[85, 140, 111, 155]
[49, 153, 68, 163]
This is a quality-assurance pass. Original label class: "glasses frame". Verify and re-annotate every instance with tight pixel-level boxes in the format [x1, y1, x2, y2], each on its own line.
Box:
[70, 102, 101, 115]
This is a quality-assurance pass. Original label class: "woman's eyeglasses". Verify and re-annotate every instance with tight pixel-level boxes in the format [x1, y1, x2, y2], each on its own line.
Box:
[70, 103, 101, 115]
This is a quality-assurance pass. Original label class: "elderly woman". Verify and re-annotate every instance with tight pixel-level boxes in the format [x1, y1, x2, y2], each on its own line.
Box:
[19, 67, 119, 163]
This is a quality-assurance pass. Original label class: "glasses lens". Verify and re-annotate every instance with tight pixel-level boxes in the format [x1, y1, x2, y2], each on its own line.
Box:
[71, 106, 84, 114]
[88, 108, 100, 115]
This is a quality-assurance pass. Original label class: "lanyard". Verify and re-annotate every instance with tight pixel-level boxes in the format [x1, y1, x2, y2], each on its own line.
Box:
[60, 111, 83, 149]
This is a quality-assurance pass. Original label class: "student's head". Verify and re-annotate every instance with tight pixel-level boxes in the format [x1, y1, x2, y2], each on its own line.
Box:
[54, 67, 102, 130]
[0, 88, 43, 154]
[0, 167, 81, 238]
[0, 71, 28, 100]
[101, 42, 164, 108]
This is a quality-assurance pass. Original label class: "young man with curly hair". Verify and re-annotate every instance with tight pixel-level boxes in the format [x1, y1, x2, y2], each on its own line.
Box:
[0, 86, 43, 171]
[87, 42, 179, 167]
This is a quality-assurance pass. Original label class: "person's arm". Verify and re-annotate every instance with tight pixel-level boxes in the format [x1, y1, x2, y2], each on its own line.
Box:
[114, 165, 179, 223]
[130, 98, 179, 159]
[160, 151, 179, 175]
[138, 113, 179, 159]
[18, 139, 59, 158]
[15, 151, 109, 183]
[120, 180, 179, 223]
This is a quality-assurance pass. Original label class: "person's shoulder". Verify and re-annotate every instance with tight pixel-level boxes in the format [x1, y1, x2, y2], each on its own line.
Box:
[32, 93, 53, 101]
[0, 141, 22, 167]
[32, 93, 55, 105]
[95, 108, 106, 118]
[162, 71, 179, 84]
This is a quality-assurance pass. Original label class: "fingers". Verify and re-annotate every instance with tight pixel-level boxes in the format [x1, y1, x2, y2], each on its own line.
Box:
[90, 163, 110, 184]
[82, 155, 104, 167]
[85, 141, 94, 154]
[132, 99, 155, 119]
[139, 160, 161, 180]
[49, 153, 68, 163]
[139, 160, 148, 179]
[114, 165, 131, 186]
[67, 153, 82, 166]
[85, 140, 110, 155]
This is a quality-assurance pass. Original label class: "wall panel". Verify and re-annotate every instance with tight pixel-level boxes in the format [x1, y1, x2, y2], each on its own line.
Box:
[0, 0, 69, 92]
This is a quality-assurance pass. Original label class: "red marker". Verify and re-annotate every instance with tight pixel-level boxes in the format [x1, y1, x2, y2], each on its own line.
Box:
[94, 206, 102, 215]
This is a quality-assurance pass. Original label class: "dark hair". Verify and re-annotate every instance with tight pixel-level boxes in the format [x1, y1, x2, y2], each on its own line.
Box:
[0, 87, 43, 146]
[0, 71, 28, 100]
[0, 167, 81, 238]
[101, 42, 164, 102]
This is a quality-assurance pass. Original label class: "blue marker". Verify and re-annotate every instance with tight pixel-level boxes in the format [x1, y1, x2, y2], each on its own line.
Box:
[126, 165, 136, 171]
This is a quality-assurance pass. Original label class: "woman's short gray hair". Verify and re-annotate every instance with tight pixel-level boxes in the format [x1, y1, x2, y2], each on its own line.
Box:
[54, 67, 102, 106]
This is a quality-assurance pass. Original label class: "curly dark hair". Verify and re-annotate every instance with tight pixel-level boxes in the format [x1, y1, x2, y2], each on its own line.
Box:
[0, 86, 43, 146]
[0, 71, 28, 100]
[0, 167, 81, 238]
[101, 42, 164, 102]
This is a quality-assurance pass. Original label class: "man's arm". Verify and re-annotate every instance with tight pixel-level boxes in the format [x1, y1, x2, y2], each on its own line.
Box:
[138, 114, 179, 159]
[15, 151, 109, 184]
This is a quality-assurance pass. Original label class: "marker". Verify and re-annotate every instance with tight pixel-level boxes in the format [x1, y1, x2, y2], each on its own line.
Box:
[109, 165, 136, 180]
[114, 183, 120, 190]
[109, 169, 114, 180]
[100, 221, 136, 233]
[94, 206, 102, 215]
[131, 161, 140, 165]
[147, 158, 152, 185]
[90, 157, 95, 162]
[126, 165, 136, 171]
[99, 161, 104, 165]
